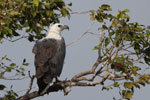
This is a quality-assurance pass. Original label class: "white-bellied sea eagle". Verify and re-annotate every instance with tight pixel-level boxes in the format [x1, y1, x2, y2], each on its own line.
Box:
[32, 23, 69, 94]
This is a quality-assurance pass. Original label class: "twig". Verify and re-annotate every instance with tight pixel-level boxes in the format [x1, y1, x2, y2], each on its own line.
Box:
[19, 76, 35, 100]
[16, 87, 37, 94]
[2, 76, 29, 80]
[98, 28, 105, 58]
[6, 36, 28, 42]
[25, 72, 35, 95]
[70, 10, 96, 15]
[66, 22, 94, 46]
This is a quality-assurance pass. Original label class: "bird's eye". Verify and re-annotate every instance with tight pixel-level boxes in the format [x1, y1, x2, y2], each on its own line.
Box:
[58, 25, 61, 27]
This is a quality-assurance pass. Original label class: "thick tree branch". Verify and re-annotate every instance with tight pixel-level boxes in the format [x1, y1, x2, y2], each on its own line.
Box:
[72, 59, 101, 80]
[16, 72, 110, 100]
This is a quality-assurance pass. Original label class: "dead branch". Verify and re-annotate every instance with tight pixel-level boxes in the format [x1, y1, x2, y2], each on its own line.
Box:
[1, 76, 29, 80]
[6, 35, 28, 42]
[72, 29, 105, 81]
[25, 75, 35, 95]
[66, 22, 94, 47]
[70, 10, 97, 15]
[19, 72, 35, 100]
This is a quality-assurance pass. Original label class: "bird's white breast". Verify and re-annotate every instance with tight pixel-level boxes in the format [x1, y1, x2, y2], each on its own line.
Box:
[46, 31, 62, 40]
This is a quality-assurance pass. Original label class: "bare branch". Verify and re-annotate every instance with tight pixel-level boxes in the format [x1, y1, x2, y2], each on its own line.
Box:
[66, 22, 94, 46]
[6, 36, 28, 42]
[70, 10, 96, 15]
[25, 72, 35, 94]
[72, 59, 100, 80]
[19, 75, 35, 100]
[1, 76, 29, 80]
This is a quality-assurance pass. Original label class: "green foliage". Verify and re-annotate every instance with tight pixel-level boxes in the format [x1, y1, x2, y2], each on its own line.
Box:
[0, 56, 28, 77]
[102, 86, 112, 91]
[33, 0, 39, 6]
[0, 84, 6, 90]
[0, 0, 71, 41]
[122, 90, 133, 99]
[0, 56, 29, 99]
[138, 74, 150, 84]
[113, 82, 119, 87]
[91, 4, 150, 99]
[124, 82, 133, 89]
[130, 66, 141, 76]
[0, 90, 18, 100]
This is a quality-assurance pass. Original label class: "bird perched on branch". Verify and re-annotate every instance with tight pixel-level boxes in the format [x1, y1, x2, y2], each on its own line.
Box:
[32, 23, 69, 94]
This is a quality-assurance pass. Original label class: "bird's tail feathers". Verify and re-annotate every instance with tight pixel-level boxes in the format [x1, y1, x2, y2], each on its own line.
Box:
[37, 78, 48, 94]
[37, 75, 53, 94]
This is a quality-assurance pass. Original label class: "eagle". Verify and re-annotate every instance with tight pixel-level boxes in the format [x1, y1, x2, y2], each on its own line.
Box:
[32, 23, 69, 94]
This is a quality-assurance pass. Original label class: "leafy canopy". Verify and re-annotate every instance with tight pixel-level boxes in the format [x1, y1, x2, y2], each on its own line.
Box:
[0, 0, 71, 41]
[91, 4, 150, 99]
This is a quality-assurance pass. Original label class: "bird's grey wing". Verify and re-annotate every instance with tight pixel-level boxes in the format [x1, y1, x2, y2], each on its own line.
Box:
[56, 38, 66, 76]
[32, 40, 38, 54]
[33, 39, 57, 78]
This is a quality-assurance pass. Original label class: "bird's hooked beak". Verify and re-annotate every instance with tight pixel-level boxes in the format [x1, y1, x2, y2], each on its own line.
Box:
[62, 25, 69, 30]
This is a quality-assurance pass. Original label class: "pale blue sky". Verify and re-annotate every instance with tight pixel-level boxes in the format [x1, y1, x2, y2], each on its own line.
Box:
[0, 0, 150, 100]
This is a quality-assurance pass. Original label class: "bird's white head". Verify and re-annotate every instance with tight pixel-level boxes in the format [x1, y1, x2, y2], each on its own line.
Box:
[46, 23, 69, 40]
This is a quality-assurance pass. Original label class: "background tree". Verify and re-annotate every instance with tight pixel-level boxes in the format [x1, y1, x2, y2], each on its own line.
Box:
[0, 0, 150, 100]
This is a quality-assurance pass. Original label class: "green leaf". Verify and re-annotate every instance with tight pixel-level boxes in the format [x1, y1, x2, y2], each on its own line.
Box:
[144, 57, 150, 65]
[22, 59, 29, 66]
[93, 45, 101, 50]
[124, 82, 133, 89]
[111, 19, 118, 28]
[20, 67, 25, 71]
[9, 11, 19, 15]
[33, 0, 39, 6]
[131, 66, 141, 76]
[2, 56, 8, 60]
[61, 7, 68, 17]
[102, 86, 110, 91]
[10, 63, 16, 67]
[113, 82, 119, 87]
[133, 82, 140, 89]
[68, 2, 72, 6]
[122, 90, 133, 99]
[123, 9, 130, 12]
[100, 4, 112, 11]
[139, 74, 150, 84]
[95, 15, 104, 23]
[23, 63, 29, 66]
[90, 13, 95, 21]
[105, 38, 110, 47]
[0, 72, 5, 78]
[102, 25, 108, 30]
[2, 56, 11, 61]
[23, 21, 29, 27]
[6, 67, 12, 72]
[89, 10, 95, 13]
[0, 84, 6, 90]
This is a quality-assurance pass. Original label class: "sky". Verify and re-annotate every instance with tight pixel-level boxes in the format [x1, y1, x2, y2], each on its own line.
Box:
[0, 0, 150, 100]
